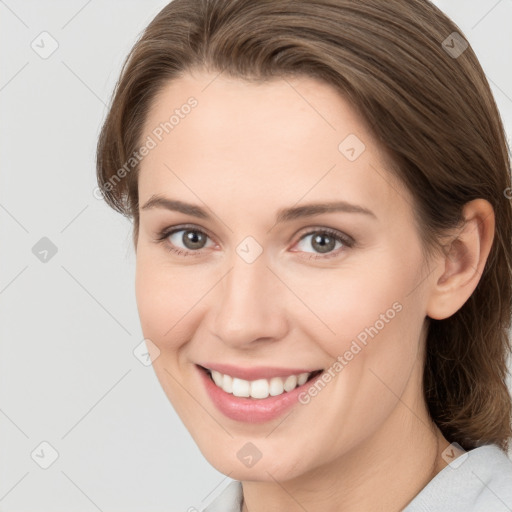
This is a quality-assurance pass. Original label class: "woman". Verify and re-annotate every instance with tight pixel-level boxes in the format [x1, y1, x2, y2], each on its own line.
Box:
[96, 0, 512, 510]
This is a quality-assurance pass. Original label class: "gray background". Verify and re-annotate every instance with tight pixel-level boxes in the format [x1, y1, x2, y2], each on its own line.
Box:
[1, 0, 511, 511]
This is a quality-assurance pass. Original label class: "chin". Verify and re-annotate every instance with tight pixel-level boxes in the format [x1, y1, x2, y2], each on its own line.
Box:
[196, 436, 315, 482]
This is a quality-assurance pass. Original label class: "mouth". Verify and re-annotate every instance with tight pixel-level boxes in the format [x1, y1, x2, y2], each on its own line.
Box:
[198, 364, 324, 400]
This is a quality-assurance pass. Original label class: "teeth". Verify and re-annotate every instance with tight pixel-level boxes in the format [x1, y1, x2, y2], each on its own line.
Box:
[211, 370, 223, 387]
[222, 373, 233, 393]
[283, 375, 297, 392]
[250, 379, 270, 399]
[232, 378, 250, 397]
[269, 377, 284, 396]
[297, 373, 309, 386]
[209, 369, 312, 399]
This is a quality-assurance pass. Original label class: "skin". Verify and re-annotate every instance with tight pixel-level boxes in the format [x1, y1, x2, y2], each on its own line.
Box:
[134, 70, 495, 512]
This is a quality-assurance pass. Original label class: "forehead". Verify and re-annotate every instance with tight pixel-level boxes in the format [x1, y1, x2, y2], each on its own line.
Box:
[138, 71, 410, 221]
[143, 70, 371, 154]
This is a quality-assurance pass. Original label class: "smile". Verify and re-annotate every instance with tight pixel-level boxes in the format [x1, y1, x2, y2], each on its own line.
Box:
[207, 367, 323, 399]
[196, 363, 325, 422]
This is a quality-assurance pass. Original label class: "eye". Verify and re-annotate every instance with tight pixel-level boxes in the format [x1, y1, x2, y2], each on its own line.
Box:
[157, 225, 216, 255]
[293, 228, 354, 258]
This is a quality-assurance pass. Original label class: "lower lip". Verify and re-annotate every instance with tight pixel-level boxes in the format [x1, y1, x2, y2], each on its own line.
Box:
[198, 365, 323, 423]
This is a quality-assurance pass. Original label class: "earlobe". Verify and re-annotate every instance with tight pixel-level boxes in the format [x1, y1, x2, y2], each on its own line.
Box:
[426, 199, 495, 320]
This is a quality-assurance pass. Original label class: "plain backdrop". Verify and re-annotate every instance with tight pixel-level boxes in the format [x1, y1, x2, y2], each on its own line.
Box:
[1, 0, 511, 511]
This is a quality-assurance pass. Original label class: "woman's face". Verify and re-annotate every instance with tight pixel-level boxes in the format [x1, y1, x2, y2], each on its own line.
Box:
[135, 70, 437, 481]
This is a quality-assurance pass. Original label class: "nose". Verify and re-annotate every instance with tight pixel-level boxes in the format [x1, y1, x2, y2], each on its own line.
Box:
[211, 252, 289, 349]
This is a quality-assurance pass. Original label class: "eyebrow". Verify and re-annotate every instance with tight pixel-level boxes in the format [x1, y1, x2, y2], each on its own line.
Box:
[141, 195, 377, 223]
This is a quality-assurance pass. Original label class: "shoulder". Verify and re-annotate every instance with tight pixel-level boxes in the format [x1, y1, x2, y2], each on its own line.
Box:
[201, 481, 243, 512]
[404, 444, 512, 512]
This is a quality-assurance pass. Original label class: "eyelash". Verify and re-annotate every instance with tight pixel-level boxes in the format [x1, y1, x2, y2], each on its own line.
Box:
[155, 224, 355, 260]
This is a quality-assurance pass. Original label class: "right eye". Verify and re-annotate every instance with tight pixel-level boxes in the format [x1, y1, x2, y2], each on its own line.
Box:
[157, 225, 216, 256]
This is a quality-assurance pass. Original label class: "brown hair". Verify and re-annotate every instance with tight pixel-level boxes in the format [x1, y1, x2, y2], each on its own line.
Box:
[96, 0, 512, 451]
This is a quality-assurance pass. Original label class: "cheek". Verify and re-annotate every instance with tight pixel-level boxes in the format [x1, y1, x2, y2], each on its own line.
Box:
[134, 247, 212, 350]
[285, 256, 416, 350]
[283, 250, 426, 409]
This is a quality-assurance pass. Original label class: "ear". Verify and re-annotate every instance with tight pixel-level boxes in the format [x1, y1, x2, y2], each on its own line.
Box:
[426, 199, 495, 320]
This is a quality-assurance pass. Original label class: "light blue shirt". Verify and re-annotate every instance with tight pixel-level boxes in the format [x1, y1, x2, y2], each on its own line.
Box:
[202, 444, 512, 511]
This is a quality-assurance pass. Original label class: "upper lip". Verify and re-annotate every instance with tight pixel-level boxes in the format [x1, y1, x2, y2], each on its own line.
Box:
[198, 363, 323, 381]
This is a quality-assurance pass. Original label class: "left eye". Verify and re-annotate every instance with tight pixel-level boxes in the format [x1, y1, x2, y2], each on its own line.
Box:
[167, 228, 215, 251]
[295, 230, 349, 255]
